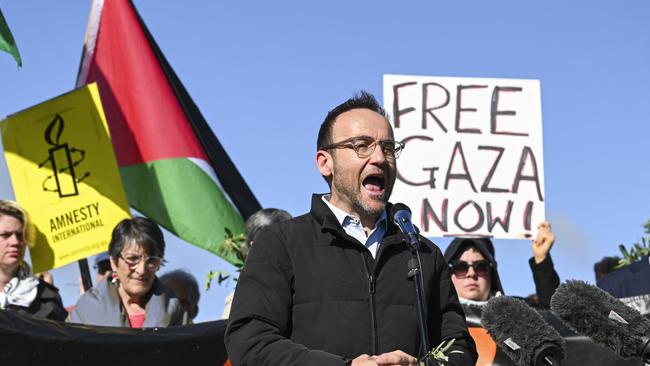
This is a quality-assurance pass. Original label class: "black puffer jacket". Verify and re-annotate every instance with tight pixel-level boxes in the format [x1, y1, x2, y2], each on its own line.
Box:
[225, 194, 477, 366]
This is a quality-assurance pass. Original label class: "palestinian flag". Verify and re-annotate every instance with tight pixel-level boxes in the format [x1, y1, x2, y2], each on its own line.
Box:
[76, 0, 261, 266]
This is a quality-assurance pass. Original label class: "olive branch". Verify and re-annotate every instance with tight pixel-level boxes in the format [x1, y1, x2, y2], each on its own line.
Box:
[205, 227, 247, 290]
[615, 220, 650, 269]
[615, 237, 650, 269]
[418, 339, 464, 366]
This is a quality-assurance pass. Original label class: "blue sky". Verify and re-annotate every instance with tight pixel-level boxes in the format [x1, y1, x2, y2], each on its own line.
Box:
[1, 1, 649, 322]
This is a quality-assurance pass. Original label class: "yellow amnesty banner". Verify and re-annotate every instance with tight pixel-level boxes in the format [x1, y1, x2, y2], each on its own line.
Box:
[1, 83, 131, 272]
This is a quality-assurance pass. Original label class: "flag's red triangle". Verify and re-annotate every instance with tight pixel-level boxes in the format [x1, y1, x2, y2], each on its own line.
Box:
[77, 0, 261, 219]
[78, 0, 206, 166]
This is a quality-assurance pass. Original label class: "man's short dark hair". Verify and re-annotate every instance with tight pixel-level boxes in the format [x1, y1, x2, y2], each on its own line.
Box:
[316, 90, 389, 151]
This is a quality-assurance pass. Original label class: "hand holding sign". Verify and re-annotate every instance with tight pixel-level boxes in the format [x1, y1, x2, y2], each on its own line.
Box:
[532, 221, 555, 264]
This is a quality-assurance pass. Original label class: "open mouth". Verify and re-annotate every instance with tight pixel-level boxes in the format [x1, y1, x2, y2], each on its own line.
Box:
[362, 173, 385, 193]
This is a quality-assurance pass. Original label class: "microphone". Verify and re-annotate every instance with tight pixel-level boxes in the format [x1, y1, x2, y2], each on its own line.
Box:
[481, 296, 565, 366]
[550, 280, 650, 361]
[390, 203, 420, 250]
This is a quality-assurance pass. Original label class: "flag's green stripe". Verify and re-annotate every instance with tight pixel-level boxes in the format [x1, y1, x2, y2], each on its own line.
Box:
[0, 8, 21, 66]
[120, 158, 246, 266]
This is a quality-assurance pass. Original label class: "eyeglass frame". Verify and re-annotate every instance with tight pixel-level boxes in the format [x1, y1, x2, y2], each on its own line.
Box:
[118, 253, 166, 270]
[448, 259, 493, 278]
[319, 136, 405, 159]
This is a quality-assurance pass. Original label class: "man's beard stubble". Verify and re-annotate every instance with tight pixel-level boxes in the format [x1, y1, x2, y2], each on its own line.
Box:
[331, 173, 393, 219]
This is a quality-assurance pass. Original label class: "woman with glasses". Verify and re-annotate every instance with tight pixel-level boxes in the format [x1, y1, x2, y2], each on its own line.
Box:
[0, 200, 67, 321]
[444, 237, 504, 304]
[67, 217, 190, 328]
[444, 222, 559, 309]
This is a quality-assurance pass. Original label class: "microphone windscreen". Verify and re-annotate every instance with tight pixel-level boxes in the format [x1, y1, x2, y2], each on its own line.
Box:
[482, 296, 565, 366]
[390, 203, 410, 218]
[550, 280, 650, 358]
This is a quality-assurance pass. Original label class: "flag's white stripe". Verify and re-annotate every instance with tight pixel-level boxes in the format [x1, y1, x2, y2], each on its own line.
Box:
[188, 157, 239, 209]
[76, 0, 105, 87]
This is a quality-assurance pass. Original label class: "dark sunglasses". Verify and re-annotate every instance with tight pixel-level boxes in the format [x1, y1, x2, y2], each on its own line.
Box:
[449, 260, 492, 277]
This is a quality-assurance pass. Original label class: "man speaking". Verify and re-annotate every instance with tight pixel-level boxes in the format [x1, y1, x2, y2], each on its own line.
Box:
[225, 91, 477, 366]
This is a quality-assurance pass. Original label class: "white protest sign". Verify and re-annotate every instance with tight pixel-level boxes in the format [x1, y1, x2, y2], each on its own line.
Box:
[384, 75, 545, 239]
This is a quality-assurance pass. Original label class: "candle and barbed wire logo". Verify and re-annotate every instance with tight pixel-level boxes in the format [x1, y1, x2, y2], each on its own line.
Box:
[38, 114, 90, 197]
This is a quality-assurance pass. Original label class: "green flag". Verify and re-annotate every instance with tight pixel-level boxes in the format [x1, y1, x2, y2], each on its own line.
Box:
[0, 8, 21, 66]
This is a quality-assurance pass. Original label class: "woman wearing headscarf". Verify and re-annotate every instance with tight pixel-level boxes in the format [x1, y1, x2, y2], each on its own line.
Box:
[0, 200, 67, 320]
[443, 222, 559, 309]
[443, 222, 561, 365]
[67, 216, 189, 328]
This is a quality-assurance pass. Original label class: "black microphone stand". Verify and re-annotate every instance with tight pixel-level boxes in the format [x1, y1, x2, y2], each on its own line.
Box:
[404, 234, 433, 366]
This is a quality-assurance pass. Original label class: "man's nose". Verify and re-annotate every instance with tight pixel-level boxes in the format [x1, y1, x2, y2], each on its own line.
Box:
[368, 144, 387, 164]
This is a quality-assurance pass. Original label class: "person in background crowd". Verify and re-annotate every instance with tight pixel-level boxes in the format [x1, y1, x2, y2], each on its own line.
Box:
[94, 252, 112, 284]
[36, 271, 53, 285]
[444, 222, 559, 309]
[594, 256, 621, 281]
[597, 255, 650, 318]
[160, 269, 200, 320]
[443, 222, 560, 365]
[221, 208, 292, 319]
[225, 91, 477, 366]
[67, 217, 190, 328]
[244, 208, 292, 250]
[0, 200, 67, 321]
[77, 252, 113, 296]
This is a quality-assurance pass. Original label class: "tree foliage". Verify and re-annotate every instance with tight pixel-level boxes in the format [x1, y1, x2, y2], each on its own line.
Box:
[616, 219, 650, 268]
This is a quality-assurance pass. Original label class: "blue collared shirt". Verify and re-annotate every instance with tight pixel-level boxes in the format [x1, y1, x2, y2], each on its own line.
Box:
[322, 195, 387, 258]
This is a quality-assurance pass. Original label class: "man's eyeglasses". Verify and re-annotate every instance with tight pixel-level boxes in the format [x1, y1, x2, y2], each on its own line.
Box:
[448, 260, 492, 278]
[320, 137, 404, 159]
[119, 253, 166, 270]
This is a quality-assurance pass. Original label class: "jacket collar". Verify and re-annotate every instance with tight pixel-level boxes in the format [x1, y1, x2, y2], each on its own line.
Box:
[102, 275, 176, 327]
[310, 193, 404, 248]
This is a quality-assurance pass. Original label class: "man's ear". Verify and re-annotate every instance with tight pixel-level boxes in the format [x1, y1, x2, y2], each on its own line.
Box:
[316, 150, 333, 179]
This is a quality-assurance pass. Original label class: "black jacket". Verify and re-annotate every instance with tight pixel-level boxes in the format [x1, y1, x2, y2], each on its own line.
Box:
[528, 255, 560, 308]
[5, 279, 68, 321]
[225, 194, 477, 366]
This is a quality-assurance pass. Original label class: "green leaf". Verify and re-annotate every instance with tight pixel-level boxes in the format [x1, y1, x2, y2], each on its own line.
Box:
[205, 226, 248, 291]
[204, 270, 234, 290]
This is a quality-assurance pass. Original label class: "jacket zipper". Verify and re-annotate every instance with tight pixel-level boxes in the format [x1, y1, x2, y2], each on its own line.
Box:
[366, 263, 378, 355]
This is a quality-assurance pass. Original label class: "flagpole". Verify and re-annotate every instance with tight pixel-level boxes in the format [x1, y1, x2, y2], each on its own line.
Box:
[78, 259, 93, 291]
[74, 0, 103, 294]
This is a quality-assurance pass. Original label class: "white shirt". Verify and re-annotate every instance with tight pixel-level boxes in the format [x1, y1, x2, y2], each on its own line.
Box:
[322, 195, 387, 258]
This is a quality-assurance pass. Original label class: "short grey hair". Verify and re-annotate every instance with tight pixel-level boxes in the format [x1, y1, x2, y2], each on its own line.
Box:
[245, 208, 292, 248]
